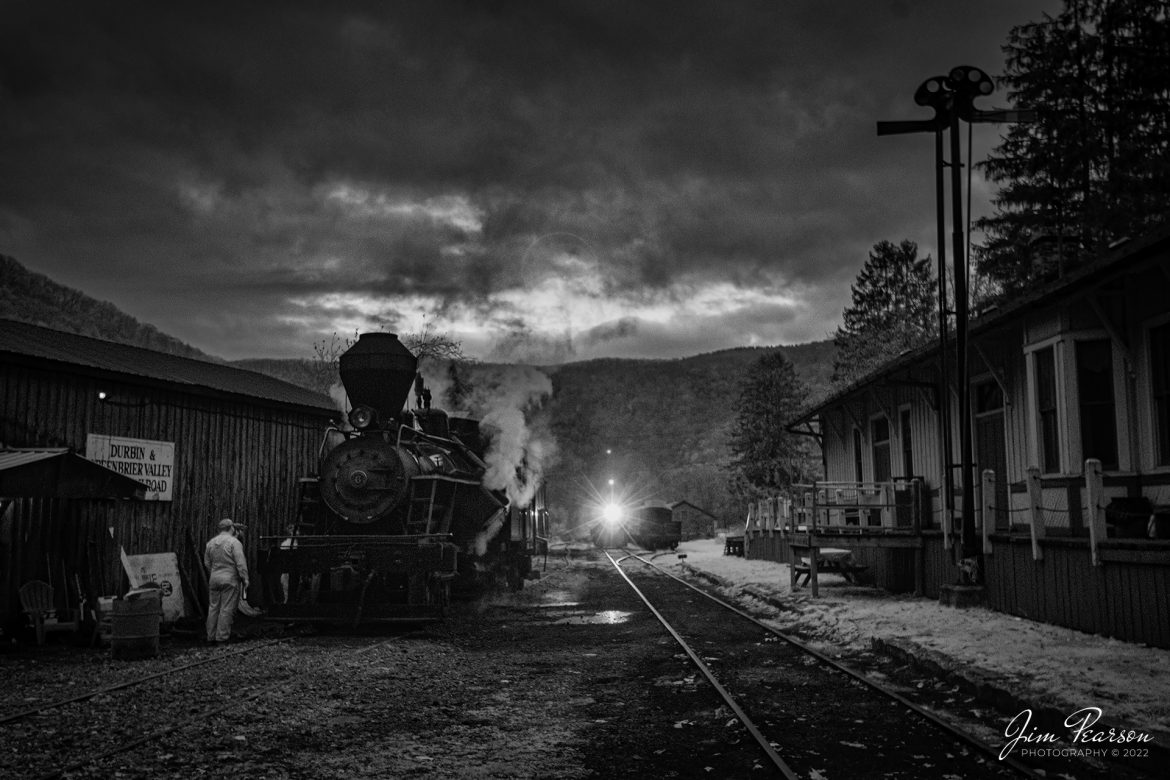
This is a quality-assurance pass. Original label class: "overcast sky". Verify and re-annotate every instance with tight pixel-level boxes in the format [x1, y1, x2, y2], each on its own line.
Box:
[0, 0, 1059, 363]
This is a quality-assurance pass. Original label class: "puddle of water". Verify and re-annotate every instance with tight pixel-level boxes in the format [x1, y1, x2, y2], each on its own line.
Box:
[549, 609, 632, 625]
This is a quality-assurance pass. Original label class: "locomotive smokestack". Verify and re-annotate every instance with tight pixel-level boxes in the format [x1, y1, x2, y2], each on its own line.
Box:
[339, 333, 418, 421]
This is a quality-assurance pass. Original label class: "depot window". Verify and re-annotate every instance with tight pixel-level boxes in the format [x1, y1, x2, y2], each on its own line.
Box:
[1075, 339, 1118, 470]
[852, 428, 864, 482]
[899, 407, 914, 478]
[1034, 346, 1060, 473]
[871, 416, 891, 483]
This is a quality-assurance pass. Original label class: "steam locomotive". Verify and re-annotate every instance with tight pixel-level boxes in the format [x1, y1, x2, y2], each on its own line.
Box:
[591, 504, 681, 550]
[261, 333, 548, 624]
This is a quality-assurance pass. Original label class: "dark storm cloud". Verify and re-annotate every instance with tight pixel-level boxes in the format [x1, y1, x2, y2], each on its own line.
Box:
[0, 0, 1058, 359]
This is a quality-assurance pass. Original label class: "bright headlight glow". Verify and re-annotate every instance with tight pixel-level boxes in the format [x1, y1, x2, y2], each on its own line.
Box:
[602, 502, 623, 525]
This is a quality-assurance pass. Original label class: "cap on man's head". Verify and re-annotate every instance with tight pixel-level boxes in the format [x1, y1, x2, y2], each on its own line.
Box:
[218, 518, 245, 531]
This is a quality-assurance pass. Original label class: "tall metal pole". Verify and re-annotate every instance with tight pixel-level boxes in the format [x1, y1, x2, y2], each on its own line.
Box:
[879, 66, 1010, 584]
[934, 129, 955, 541]
[948, 65, 997, 577]
[949, 105, 975, 566]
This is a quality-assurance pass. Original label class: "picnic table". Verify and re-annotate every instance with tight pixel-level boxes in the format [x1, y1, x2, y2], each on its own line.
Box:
[791, 547, 868, 588]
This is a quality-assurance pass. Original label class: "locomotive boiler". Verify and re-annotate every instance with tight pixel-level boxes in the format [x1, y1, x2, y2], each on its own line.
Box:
[261, 332, 547, 623]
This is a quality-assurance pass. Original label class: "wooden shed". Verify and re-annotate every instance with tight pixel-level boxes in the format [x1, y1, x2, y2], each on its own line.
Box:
[0, 319, 334, 635]
[669, 499, 716, 540]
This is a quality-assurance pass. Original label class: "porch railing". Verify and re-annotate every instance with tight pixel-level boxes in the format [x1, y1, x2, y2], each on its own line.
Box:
[980, 458, 1170, 564]
[745, 478, 925, 534]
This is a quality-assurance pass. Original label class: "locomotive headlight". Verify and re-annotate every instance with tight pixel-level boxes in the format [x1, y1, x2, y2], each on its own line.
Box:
[348, 405, 376, 429]
[602, 502, 623, 526]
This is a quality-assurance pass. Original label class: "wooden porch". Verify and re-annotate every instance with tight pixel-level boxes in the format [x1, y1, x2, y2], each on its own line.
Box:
[744, 478, 930, 596]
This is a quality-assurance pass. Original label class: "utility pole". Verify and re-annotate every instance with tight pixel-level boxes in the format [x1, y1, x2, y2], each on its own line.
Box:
[877, 66, 1032, 584]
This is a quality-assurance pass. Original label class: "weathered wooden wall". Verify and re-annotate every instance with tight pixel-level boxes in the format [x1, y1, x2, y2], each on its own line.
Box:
[920, 532, 948, 598]
[1, 360, 332, 629]
[984, 535, 1170, 648]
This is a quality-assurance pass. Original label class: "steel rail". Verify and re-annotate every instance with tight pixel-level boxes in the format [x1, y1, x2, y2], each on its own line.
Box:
[627, 552, 1043, 780]
[603, 550, 799, 780]
[35, 638, 397, 780]
[0, 637, 293, 727]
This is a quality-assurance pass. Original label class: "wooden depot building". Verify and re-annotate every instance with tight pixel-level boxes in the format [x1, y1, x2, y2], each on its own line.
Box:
[746, 224, 1170, 648]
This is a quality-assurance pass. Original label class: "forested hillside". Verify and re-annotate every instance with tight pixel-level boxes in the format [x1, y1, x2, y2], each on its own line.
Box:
[0, 255, 213, 359]
[542, 341, 834, 530]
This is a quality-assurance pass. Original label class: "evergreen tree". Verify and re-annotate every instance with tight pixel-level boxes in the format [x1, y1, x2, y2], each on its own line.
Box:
[832, 240, 936, 386]
[977, 0, 1170, 291]
[727, 351, 818, 497]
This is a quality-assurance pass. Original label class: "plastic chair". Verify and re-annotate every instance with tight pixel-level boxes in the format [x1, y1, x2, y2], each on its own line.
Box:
[18, 580, 78, 645]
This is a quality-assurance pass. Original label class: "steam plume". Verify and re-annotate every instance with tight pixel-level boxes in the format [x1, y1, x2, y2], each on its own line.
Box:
[460, 364, 557, 507]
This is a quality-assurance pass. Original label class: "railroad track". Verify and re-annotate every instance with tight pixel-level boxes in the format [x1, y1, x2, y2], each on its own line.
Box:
[0, 636, 397, 780]
[0, 637, 291, 728]
[604, 549, 1140, 780]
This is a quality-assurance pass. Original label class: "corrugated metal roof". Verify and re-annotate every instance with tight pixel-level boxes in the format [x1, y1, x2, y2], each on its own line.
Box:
[0, 447, 147, 499]
[0, 448, 69, 471]
[0, 319, 334, 413]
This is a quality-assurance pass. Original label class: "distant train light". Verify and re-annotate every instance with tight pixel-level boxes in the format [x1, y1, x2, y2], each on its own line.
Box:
[602, 502, 623, 525]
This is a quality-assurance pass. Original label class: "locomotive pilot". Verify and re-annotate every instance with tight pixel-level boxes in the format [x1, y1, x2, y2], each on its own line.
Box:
[204, 518, 250, 644]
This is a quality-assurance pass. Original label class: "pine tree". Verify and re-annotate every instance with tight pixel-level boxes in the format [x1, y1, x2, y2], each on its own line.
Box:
[727, 351, 817, 497]
[832, 240, 937, 386]
[976, 0, 1170, 291]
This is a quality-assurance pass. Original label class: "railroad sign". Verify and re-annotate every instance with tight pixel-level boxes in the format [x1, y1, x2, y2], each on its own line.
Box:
[86, 434, 175, 501]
